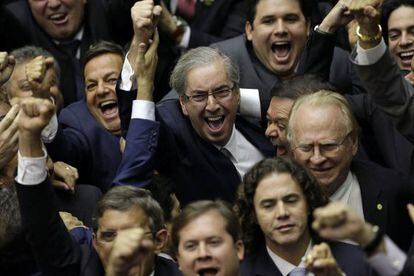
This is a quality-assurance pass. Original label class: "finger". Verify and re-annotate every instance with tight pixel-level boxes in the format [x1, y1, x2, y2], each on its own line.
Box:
[0, 52, 7, 71]
[408, 203, 414, 223]
[145, 29, 159, 61]
[0, 104, 19, 130]
[153, 5, 162, 26]
[52, 179, 72, 191]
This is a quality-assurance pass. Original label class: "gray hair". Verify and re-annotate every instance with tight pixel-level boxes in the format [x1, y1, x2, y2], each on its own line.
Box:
[92, 186, 165, 236]
[169, 47, 240, 96]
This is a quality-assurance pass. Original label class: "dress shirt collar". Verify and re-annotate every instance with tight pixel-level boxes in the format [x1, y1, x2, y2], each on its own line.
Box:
[53, 27, 84, 45]
[266, 241, 312, 276]
[330, 172, 353, 203]
[214, 126, 238, 162]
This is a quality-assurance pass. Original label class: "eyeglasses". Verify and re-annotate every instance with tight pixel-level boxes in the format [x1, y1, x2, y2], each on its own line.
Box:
[183, 84, 235, 105]
[292, 132, 352, 158]
[98, 230, 153, 243]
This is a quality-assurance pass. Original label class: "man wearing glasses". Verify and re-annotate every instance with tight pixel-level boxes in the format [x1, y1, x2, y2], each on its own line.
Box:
[115, 45, 274, 206]
[285, 90, 414, 252]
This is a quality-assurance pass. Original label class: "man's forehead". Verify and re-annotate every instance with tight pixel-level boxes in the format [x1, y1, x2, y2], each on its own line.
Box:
[98, 207, 149, 229]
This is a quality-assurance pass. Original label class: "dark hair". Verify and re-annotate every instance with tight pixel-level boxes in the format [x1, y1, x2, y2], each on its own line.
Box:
[92, 186, 164, 236]
[171, 200, 241, 255]
[381, 0, 414, 43]
[270, 74, 337, 99]
[82, 40, 124, 71]
[236, 157, 328, 253]
[147, 174, 176, 223]
[246, 0, 318, 25]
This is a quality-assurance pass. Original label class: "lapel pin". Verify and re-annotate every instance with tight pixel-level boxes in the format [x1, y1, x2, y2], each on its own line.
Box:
[377, 203, 383, 210]
[202, 0, 214, 7]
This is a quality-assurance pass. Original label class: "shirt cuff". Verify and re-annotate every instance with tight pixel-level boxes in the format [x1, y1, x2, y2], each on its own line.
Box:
[356, 38, 387, 65]
[16, 148, 48, 185]
[41, 113, 58, 143]
[178, 26, 191, 49]
[131, 100, 156, 121]
[120, 52, 137, 91]
[239, 88, 261, 119]
[368, 236, 406, 276]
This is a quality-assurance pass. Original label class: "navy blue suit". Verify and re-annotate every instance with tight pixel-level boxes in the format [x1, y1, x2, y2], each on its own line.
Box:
[240, 242, 373, 276]
[15, 179, 182, 276]
[352, 160, 414, 252]
[45, 101, 122, 192]
[114, 93, 274, 205]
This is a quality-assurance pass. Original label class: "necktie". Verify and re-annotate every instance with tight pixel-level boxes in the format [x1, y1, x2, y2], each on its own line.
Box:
[177, 0, 196, 20]
[59, 40, 84, 100]
[289, 267, 307, 276]
[220, 147, 233, 161]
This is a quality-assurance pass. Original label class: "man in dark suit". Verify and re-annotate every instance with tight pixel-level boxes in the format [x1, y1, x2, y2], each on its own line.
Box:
[171, 200, 244, 276]
[286, 91, 414, 252]
[114, 5, 273, 205]
[41, 41, 127, 192]
[14, 96, 181, 276]
[0, 0, 133, 106]
[237, 158, 373, 275]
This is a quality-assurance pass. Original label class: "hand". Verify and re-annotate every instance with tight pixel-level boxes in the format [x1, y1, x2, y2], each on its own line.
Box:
[158, 1, 178, 37]
[0, 52, 15, 86]
[131, 0, 162, 48]
[59, 211, 88, 231]
[136, 29, 159, 101]
[18, 97, 55, 135]
[349, 0, 382, 37]
[0, 104, 19, 169]
[52, 161, 78, 193]
[312, 202, 375, 247]
[304, 242, 344, 276]
[25, 55, 55, 99]
[319, 0, 354, 34]
[106, 228, 154, 276]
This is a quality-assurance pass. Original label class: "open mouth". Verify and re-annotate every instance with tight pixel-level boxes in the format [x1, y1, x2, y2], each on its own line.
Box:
[99, 100, 118, 119]
[276, 144, 287, 156]
[271, 41, 291, 59]
[399, 51, 414, 67]
[197, 267, 219, 276]
[205, 115, 225, 131]
[49, 12, 68, 25]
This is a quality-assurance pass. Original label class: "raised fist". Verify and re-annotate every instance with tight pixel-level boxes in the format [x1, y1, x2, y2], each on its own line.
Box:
[131, 0, 162, 47]
[18, 97, 55, 134]
[304, 242, 343, 276]
[25, 55, 55, 99]
[0, 52, 15, 87]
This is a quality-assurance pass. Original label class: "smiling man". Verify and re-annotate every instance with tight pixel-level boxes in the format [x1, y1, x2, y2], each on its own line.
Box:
[45, 41, 124, 191]
[237, 157, 373, 275]
[115, 44, 274, 205]
[286, 91, 414, 252]
[171, 200, 244, 276]
[0, 0, 134, 106]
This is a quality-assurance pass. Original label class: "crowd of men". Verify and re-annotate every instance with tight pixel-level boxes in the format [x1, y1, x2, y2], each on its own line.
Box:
[1, 0, 414, 275]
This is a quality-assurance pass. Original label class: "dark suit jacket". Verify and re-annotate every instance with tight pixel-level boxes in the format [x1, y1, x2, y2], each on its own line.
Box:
[45, 100, 122, 192]
[352, 159, 414, 252]
[0, 0, 132, 106]
[212, 33, 364, 121]
[15, 179, 182, 276]
[240, 241, 373, 275]
[401, 235, 414, 276]
[114, 91, 274, 205]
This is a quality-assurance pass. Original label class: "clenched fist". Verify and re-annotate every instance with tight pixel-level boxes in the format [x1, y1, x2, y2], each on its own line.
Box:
[25, 55, 55, 99]
[18, 97, 55, 134]
[0, 52, 15, 86]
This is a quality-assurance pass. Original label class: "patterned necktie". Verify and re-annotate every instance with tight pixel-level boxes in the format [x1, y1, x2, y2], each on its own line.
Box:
[177, 0, 196, 20]
[289, 267, 307, 276]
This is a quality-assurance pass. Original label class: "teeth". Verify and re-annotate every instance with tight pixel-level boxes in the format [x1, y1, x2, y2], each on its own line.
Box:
[99, 100, 117, 108]
[206, 116, 223, 122]
[49, 13, 65, 20]
[400, 51, 414, 57]
[273, 41, 290, 46]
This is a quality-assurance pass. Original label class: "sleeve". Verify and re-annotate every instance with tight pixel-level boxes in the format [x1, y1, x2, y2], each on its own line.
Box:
[368, 236, 406, 276]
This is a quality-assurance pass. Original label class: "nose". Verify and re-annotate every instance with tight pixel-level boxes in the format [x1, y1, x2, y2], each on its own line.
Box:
[276, 202, 289, 219]
[205, 94, 220, 112]
[197, 243, 210, 259]
[96, 81, 110, 97]
[309, 146, 327, 165]
[400, 32, 414, 47]
[47, 0, 61, 8]
[265, 123, 278, 139]
[274, 19, 287, 35]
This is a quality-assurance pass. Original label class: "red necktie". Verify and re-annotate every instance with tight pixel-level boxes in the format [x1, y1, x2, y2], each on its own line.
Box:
[177, 0, 196, 20]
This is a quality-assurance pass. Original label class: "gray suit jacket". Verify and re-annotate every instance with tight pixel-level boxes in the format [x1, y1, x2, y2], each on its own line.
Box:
[353, 48, 414, 143]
